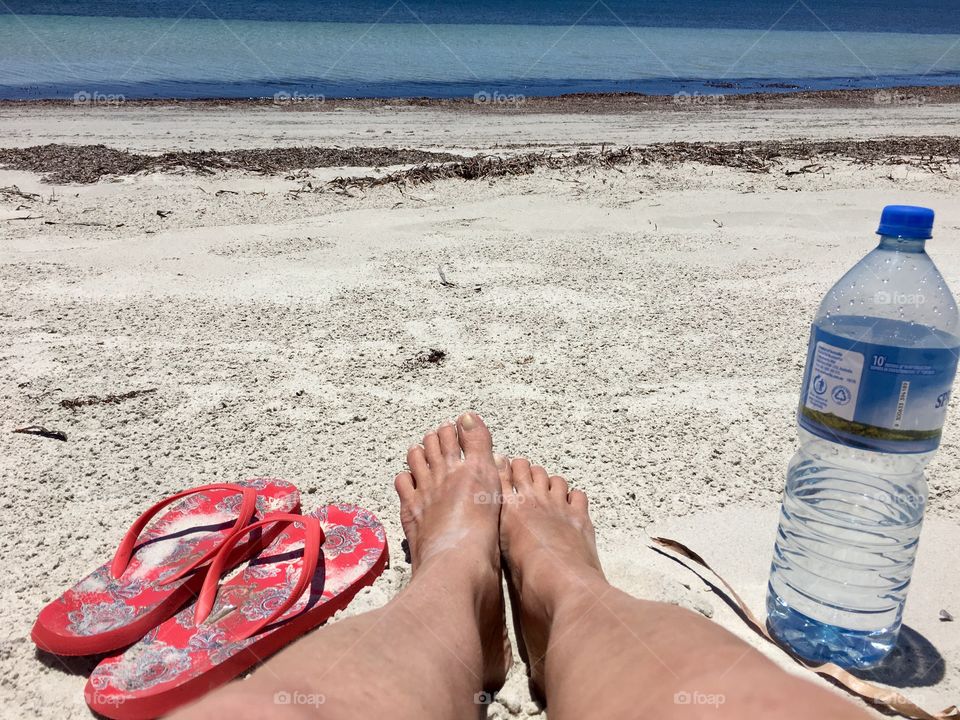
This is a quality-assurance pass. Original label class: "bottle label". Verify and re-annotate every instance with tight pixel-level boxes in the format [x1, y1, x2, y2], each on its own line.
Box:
[798, 324, 959, 453]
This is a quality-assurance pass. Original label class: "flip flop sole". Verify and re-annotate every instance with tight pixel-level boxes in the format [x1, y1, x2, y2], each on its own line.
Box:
[86, 503, 388, 720]
[33, 478, 300, 656]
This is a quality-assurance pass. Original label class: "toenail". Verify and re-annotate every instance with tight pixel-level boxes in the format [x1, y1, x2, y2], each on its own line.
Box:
[494, 454, 508, 470]
[460, 412, 477, 430]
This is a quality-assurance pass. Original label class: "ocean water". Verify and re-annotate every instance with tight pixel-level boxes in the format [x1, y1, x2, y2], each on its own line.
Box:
[1, 1, 959, 99]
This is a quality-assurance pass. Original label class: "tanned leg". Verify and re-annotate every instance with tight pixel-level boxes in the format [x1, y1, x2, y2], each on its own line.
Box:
[499, 458, 873, 720]
[172, 412, 510, 720]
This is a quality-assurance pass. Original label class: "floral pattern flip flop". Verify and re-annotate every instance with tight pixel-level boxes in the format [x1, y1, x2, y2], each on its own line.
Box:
[86, 503, 388, 720]
[33, 478, 301, 656]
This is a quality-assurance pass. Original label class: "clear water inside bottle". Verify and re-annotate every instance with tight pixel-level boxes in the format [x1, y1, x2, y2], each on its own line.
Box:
[767, 426, 927, 667]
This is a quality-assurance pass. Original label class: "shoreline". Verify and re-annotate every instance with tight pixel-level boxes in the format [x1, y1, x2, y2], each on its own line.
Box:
[1, 84, 956, 113]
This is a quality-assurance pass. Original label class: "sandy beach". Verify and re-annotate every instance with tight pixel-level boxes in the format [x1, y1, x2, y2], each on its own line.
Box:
[2, 92, 960, 718]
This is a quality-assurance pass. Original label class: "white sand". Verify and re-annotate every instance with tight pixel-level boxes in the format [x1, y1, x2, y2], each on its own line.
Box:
[1, 102, 959, 718]
[3, 100, 960, 152]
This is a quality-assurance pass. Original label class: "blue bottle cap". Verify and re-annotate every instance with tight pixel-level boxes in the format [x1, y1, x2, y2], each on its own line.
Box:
[876, 205, 934, 240]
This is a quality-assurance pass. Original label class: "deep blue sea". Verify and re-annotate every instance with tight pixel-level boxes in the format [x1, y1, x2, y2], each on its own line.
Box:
[2, 1, 959, 100]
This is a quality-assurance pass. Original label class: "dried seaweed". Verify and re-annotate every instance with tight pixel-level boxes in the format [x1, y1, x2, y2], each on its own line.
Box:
[403, 349, 446, 370]
[0, 145, 461, 184]
[60, 388, 157, 410]
[327, 137, 960, 191]
[1, 137, 957, 187]
[13, 425, 67, 441]
[0, 185, 41, 202]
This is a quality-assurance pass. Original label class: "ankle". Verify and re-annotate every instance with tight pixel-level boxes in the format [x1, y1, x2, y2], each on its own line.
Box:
[412, 551, 502, 625]
[517, 558, 609, 622]
[550, 567, 610, 616]
[416, 540, 499, 580]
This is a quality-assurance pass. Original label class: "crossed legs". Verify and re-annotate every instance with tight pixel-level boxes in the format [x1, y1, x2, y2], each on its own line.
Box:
[175, 413, 870, 720]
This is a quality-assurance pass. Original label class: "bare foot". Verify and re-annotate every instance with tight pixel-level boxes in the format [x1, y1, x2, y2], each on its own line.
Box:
[498, 458, 607, 692]
[393, 412, 512, 692]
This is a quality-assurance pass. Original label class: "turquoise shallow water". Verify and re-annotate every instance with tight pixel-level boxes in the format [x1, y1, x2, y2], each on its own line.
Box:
[2, 6, 960, 99]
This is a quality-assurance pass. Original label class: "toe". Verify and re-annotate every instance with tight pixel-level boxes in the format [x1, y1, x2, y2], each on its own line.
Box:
[394, 472, 416, 503]
[531, 465, 550, 494]
[437, 421, 461, 465]
[422, 431, 443, 470]
[457, 412, 494, 459]
[549, 474, 569, 503]
[494, 454, 512, 498]
[568, 489, 589, 512]
[407, 444, 430, 486]
[510, 458, 532, 490]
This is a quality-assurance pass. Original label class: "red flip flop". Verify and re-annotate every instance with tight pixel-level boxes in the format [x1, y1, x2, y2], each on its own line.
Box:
[85, 503, 388, 720]
[33, 478, 300, 656]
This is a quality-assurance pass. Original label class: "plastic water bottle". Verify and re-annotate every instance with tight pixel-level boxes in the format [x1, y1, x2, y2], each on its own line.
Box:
[766, 205, 960, 668]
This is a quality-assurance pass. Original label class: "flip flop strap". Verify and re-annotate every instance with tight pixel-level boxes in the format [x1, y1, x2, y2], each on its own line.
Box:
[109, 483, 258, 581]
[193, 513, 323, 641]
